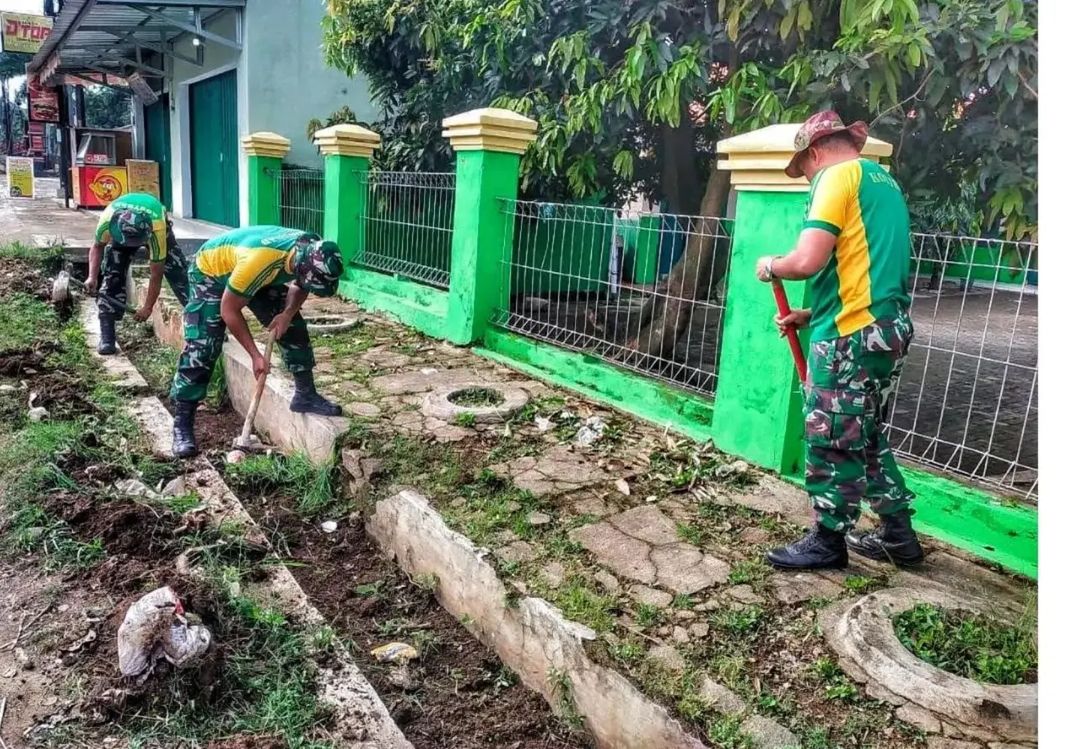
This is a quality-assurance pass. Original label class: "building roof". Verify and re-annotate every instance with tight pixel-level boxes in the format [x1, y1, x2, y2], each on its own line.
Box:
[28, 0, 245, 89]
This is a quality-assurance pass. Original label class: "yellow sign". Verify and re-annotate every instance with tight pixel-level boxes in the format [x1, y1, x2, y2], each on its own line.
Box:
[126, 160, 161, 199]
[7, 157, 34, 199]
[1, 12, 52, 54]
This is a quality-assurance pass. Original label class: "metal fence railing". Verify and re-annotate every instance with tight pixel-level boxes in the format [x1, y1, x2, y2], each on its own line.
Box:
[356, 171, 456, 289]
[885, 233, 1038, 501]
[274, 168, 325, 235]
[491, 200, 734, 395]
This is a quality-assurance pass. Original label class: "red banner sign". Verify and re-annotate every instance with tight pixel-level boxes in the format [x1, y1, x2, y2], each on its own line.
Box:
[28, 78, 60, 123]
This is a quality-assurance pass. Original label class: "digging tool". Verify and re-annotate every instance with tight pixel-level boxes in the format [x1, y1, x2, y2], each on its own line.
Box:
[772, 280, 808, 384]
[233, 330, 277, 451]
[51, 271, 137, 315]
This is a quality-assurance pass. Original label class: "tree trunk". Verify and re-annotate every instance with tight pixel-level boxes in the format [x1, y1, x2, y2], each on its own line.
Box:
[622, 165, 731, 360]
[658, 119, 702, 215]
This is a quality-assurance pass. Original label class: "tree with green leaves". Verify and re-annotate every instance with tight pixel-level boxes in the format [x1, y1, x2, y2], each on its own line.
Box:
[82, 85, 133, 129]
[323, 0, 1037, 354]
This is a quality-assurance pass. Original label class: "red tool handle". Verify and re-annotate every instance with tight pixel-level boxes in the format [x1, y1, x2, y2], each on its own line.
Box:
[772, 280, 808, 384]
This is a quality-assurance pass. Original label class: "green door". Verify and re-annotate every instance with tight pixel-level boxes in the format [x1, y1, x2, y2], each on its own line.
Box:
[189, 70, 239, 226]
[143, 93, 172, 210]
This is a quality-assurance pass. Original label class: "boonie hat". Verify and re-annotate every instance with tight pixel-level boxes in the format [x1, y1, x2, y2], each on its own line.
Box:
[785, 111, 869, 178]
[294, 239, 344, 297]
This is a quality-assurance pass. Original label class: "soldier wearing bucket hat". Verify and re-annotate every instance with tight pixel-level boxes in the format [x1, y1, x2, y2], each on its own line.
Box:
[84, 192, 190, 355]
[752, 111, 924, 570]
[169, 226, 345, 458]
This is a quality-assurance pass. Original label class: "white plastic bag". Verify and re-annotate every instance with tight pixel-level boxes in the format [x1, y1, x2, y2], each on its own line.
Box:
[117, 586, 211, 680]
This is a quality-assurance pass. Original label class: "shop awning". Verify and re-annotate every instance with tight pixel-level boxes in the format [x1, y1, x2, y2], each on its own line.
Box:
[28, 0, 245, 93]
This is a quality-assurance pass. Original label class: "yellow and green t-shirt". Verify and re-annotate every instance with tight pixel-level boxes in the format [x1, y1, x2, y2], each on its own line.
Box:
[803, 158, 912, 342]
[95, 192, 168, 262]
[195, 226, 311, 298]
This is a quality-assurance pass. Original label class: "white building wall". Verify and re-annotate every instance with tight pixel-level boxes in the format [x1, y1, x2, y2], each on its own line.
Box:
[159, 2, 377, 224]
[243, 0, 378, 168]
[166, 12, 244, 221]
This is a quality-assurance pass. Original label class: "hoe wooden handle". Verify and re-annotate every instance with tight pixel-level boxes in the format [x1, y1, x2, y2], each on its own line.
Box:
[239, 330, 277, 444]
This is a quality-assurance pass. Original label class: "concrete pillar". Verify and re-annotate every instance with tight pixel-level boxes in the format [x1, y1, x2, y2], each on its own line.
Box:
[442, 107, 538, 346]
[711, 124, 893, 476]
[314, 124, 381, 267]
[240, 131, 290, 226]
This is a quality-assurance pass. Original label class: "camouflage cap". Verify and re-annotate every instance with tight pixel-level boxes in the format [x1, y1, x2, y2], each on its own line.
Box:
[109, 207, 154, 248]
[294, 239, 344, 297]
[784, 111, 869, 179]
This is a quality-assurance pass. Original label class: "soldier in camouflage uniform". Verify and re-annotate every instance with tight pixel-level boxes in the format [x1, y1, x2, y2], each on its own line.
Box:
[170, 226, 345, 458]
[754, 111, 924, 569]
[84, 192, 190, 355]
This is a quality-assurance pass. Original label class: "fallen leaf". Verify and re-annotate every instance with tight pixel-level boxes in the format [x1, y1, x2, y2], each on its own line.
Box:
[615, 479, 631, 496]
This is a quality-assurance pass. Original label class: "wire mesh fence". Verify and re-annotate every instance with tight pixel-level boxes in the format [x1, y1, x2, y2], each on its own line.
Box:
[273, 168, 325, 235]
[885, 233, 1038, 501]
[356, 171, 456, 289]
[491, 200, 734, 395]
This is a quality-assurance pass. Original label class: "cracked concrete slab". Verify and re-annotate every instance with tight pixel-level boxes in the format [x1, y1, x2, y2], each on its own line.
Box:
[492, 446, 614, 497]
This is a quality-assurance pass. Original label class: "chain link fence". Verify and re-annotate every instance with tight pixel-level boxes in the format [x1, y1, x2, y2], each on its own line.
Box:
[356, 171, 456, 289]
[491, 200, 734, 395]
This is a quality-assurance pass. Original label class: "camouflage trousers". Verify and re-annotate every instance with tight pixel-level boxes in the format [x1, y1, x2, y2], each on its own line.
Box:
[170, 266, 315, 403]
[95, 223, 189, 318]
[804, 313, 915, 532]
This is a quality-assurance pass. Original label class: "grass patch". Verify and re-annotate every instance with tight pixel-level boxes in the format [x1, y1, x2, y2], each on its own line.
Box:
[119, 594, 334, 749]
[841, 574, 882, 594]
[711, 605, 765, 636]
[676, 522, 704, 545]
[448, 386, 504, 407]
[706, 715, 754, 749]
[452, 411, 477, 427]
[634, 602, 664, 628]
[225, 452, 337, 518]
[0, 293, 59, 352]
[728, 558, 770, 587]
[551, 576, 617, 634]
[894, 603, 1037, 684]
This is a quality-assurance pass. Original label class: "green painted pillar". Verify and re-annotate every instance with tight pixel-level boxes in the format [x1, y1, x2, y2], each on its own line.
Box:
[440, 108, 537, 345]
[442, 108, 538, 346]
[711, 125, 893, 476]
[241, 132, 289, 226]
[315, 124, 381, 267]
[713, 189, 812, 477]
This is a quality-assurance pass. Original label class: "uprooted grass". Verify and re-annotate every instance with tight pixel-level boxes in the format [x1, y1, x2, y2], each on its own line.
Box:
[117, 590, 335, 749]
[0, 250, 337, 749]
[224, 452, 338, 518]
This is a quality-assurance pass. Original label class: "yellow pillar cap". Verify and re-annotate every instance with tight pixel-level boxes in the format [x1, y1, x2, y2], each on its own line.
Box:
[442, 107, 538, 155]
[241, 131, 291, 158]
[314, 123, 382, 158]
[717, 124, 893, 192]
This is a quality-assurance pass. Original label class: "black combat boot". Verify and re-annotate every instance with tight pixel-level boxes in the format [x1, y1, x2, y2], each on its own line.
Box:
[766, 525, 849, 570]
[172, 400, 199, 458]
[290, 370, 343, 416]
[97, 315, 118, 355]
[846, 510, 925, 566]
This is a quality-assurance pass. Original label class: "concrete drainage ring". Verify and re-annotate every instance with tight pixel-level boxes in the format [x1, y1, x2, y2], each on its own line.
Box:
[821, 586, 1036, 743]
[305, 313, 359, 333]
[421, 383, 529, 424]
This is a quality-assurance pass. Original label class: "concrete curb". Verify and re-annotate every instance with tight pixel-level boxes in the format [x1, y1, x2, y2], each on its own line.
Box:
[80, 301, 413, 749]
[128, 277, 350, 464]
[369, 489, 746, 749]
